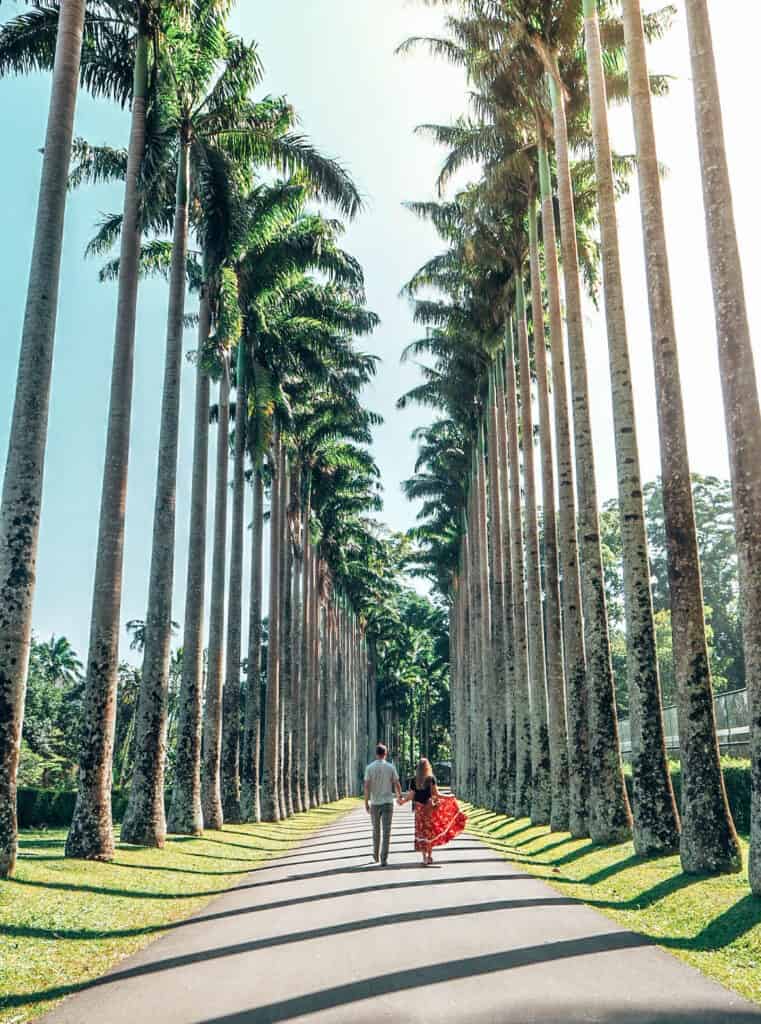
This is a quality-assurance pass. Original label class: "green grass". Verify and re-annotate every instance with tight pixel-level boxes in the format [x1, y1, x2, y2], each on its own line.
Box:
[466, 806, 761, 1005]
[0, 799, 359, 1024]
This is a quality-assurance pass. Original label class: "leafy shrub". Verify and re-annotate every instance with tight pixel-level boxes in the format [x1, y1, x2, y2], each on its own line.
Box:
[17, 788, 130, 829]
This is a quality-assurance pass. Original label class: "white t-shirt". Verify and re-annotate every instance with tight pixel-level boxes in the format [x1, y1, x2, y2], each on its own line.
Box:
[364, 759, 399, 805]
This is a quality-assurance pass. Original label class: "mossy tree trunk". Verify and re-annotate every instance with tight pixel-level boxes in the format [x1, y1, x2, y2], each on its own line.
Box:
[241, 468, 264, 823]
[167, 295, 211, 836]
[537, 139, 588, 838]
[548, 84, 632, 845]
[121, 137, 191, 848]
[504, 327, 533, 818]
[486, 367, 510, 813]
[261, 429, 283, 822]
[476, 426, 493, 808]
[66, 28, 150, 861]
[584, 0, 679, 856]
[200, 362, 230, 831]
[0, 0, 86, 877]
[290, 463, 305, 814]
[528, 194, 569, 831]
[684, 0, 761, 892]
[494, 362, 516, 814]
[516, 275, 552, 826]
[221, 366, 246, 824]
[622, 0, 740, 874]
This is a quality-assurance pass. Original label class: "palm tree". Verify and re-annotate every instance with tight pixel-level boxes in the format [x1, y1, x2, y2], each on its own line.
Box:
[485, 366, 509, 812]
[514, 273, 552, 826]
[123, 15, 362, 843]
[0, 0, 86, 877]
[165, 299, 211, 836]
[504, 326, 532, 818]
[200, 360, 231, 831]
[167, 146, 244, 836]
[221, 345, 247, 824]
[1, 0, 195, 865]
[546, 69, 632, 847]
[621, 0, 740, 875]
[535, 139, 588, 837]
[261, 425, 283, 821]
[582, 0, 679, 856]
[241, 467, 264, 822]
[683, 0, 761, 893]
[527, 192, 569, 832]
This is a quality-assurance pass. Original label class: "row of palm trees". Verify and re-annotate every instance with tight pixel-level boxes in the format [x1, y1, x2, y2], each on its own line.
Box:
[400, 0, 760, 895]
[0, 0, 398, 877]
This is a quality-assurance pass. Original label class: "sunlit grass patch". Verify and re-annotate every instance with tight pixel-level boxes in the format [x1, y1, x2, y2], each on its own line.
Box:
[466, 805, 761, 1005]
[0, 798, 359, 1023]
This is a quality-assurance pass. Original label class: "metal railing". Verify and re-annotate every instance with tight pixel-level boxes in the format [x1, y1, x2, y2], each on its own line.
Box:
[619, 687, 750, 755]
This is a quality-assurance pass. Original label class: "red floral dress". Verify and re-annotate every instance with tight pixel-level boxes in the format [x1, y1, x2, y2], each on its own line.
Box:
[413, 778, 467, 853]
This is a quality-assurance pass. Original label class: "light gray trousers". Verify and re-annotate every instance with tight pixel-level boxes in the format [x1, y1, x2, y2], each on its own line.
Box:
[370, 803, 394, 863]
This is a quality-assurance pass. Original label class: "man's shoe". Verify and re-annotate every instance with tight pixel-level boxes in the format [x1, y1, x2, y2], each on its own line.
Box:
[381, 860, 388, 866]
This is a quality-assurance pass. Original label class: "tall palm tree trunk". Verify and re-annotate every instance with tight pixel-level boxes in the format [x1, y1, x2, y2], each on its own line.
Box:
[486, 368, 509, 813]
[684, 0, 761, 892]
[0, 0, 86, 877]
[281, 455, 294, 817]
[66, 28, 150, 861]
[621, 0, 740, 874]
[310, 556, 323, 805]
[537, 142, 588, 837]
[241, 468, 264, 823]
[300, 506, 312, 811]
[221, 371, 246, 824]
[199, 363, 230, 831]
[121, 137, 191, 848]
[261, 431, 283, 822]
[516, 278, 552, 826]
[318, 597, 331, 799]
[504, 328, 533, 817]
[528, 195, 569, 832]
[290, 464, 305, 814]
[167, 295, 211, 836]
[466, 482, 481, 802]
[475, 427, 492, 808]
[547, 86, 632, 845]
[583, 0, 679, 855]
[494, 364, 516, 813]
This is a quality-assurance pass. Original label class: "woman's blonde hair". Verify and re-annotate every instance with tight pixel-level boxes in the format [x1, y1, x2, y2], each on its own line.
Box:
[415, 758, 433, 790]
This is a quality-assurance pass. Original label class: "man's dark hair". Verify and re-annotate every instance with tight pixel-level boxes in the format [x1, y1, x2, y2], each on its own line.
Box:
[376, 743, 387, 758]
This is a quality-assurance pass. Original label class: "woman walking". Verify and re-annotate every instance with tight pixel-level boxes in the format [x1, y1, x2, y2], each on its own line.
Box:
[400, 758, 467, 865]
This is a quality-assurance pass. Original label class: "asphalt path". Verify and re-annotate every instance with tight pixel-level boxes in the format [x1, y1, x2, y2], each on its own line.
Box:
[41, 805, 761, 1023]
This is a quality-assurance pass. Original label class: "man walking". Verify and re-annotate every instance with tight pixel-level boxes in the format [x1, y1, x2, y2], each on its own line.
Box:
[364, 743, 401, 866]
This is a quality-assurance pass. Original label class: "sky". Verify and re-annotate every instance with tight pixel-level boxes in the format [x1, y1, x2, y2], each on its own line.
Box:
[0, 0, 759, 664]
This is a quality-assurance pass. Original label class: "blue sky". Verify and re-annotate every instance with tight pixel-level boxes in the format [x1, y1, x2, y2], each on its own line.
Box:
[1, 1, 760, 662]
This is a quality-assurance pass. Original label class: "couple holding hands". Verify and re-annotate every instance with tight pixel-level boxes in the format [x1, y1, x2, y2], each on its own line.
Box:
[363, 743, 467, 866]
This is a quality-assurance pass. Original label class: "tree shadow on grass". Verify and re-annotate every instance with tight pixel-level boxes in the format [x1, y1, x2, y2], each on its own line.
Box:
[508, 828, 552, 849]
[582, 870, 704, 913]
[519, 836, 578, 857]
[16, 856, 258, 877]
[662, 894, 761, 953]
[168, 849, 272, 865]
[18, 838, 65, 850]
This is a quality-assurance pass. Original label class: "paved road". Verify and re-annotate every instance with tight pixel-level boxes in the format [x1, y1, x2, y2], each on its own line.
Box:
[43, 806, 761, 1024]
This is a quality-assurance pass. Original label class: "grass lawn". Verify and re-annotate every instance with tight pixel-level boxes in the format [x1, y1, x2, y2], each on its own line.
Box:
[0, 798, 359, 1024]
[466, 806, 761, 1005]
